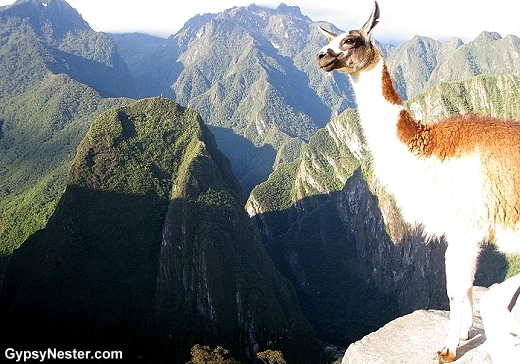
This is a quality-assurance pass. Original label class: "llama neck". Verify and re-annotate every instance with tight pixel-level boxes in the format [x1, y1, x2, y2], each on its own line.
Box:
[351, 57, 403, 110]
[349, 58, 420, 160]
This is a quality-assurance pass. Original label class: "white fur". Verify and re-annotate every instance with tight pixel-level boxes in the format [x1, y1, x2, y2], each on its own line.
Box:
[318, 4, 520, 361]
[352, 60, 489, 240]
[350, 57, 520, 362]
[480, 275, 520, 363]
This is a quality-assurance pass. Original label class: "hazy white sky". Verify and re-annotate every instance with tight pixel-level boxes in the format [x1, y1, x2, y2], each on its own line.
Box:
[1, 0, 519, 44]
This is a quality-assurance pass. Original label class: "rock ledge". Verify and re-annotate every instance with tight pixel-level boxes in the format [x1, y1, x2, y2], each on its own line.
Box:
[341, 309, 491, 364]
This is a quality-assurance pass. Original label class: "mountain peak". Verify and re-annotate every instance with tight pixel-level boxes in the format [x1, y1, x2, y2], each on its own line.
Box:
[8, 0, 90, 38]
[474, 30, 503, 42]
[277, 3, 304, 16]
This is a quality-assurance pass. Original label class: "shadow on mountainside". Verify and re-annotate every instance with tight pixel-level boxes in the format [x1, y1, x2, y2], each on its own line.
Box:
[251, 168, 508, 348]
[209, 126, 277, 199]
[0, 185, 165, 360]
[0, 181, 319, 363]
[47, 50, 137, 98]
[0, 171, 508, 361]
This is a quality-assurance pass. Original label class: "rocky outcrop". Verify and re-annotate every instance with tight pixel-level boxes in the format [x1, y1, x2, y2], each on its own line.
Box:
[342, 287, 491, 364]
[342, 310, 490, 364]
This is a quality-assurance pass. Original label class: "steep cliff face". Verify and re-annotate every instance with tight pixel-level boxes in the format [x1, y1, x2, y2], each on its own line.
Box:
[336, 169, 448, 312]
[0, 98, 317, 363]
[247, 95, 509, 346]
[152, 101, 317, 362]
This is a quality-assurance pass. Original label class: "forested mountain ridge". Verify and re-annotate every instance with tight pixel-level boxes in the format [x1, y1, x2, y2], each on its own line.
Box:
[387, 31, 520, 100]
[112, 4, 361, 197]
[246, 72, 519, 346]
[0, 97, 318, 363]
[0, 0, 135, 267]
[1, 0, 520, 361]
[1, 0, 136, 98]
[111, 11, 520, 198]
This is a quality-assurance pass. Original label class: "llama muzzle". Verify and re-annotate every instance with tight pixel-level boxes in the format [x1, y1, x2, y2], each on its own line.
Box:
[317, 49, 341, 72]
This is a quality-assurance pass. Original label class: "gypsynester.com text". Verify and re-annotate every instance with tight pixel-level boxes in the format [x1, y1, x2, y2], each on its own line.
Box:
[5, 348, 123, 362]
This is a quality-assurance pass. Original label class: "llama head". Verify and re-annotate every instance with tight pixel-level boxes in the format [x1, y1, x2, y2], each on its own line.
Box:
[317, 1, 380, 74]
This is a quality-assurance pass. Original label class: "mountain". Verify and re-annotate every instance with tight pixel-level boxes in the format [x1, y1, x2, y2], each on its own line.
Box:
[111, 9, 520, 199]
[107, 32, 168, 83]
[0, 0, 136, 269]
[246, 75, 516, 346]
[1, 0, 136, 98]
[387, 32, 520, 100]
[407, 73, 520, 121]
[2, 0, 520, 360]
[111, 4, 359, 197]
[0, 97, 319, 363]
[246, 110, 447, 345]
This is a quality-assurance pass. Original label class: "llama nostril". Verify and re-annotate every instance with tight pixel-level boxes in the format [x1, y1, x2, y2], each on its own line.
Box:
[317, 52, 325, 60]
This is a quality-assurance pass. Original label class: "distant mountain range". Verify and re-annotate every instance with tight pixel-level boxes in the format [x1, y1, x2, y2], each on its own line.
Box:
[1, 0, 519, 362]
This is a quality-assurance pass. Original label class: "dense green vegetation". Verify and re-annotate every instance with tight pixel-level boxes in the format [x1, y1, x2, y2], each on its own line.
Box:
[1, 98, 194, 354]
[387, 32, 520, 100]
[113, 4, 353, 196]
[2, 0, 520, 361]
[187, 345, 241, 364]
[407, 74, 520, 121]
[1, 97, 318, 363]
[0, 73, 131, 269]
[0, 0, 137, 271]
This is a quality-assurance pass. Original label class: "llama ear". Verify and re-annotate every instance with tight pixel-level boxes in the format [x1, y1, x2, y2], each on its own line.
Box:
[318, 25, 338, 42]
[361, 1, 380, 39]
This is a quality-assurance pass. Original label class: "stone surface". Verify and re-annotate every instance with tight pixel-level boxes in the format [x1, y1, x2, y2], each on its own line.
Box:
[341, 309, 491, 364]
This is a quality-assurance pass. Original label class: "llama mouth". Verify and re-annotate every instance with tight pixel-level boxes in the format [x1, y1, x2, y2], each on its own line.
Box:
[319, 59, 337, 72]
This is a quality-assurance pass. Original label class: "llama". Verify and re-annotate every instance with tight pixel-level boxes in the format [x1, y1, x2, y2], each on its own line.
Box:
[316, 2, 520, 363]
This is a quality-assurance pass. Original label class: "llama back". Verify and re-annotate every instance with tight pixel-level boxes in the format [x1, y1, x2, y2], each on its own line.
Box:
[424, 114, 520, 248]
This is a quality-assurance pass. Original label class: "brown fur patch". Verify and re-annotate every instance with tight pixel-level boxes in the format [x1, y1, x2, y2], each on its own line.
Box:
[398, 112, 520, 229]
[396, 110, 431, 155]
[358, 45, 381, 73]
[424, 114, 520, 160]
[398, 112, 520, 159]
[437, 347, 457, 363]
[382, 64, 402, 105]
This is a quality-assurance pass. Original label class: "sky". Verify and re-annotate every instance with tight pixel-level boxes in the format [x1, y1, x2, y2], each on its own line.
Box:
[1, 0, 519, 45]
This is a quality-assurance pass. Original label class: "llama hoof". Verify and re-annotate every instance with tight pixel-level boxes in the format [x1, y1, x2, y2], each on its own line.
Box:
[436, 347, 456, 363]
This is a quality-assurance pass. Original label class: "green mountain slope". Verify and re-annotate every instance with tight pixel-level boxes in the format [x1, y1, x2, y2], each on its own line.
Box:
[0, 73, 129, 260]
[1, 0, 136, 98]
[112, 5, 357, 197]
[247, 74, 516, 346]
[107, 32, 167, 79]
[0, 0, 135, 267]
[0, 98, 318, 363]
[407, 73, 520, 121]
[387, 32, 520, 100]
[424, 32, 520, 91]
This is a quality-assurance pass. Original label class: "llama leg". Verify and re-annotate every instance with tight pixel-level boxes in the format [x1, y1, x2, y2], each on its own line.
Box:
[438, 242, 480, 363]
[460, 286, 474, 340]
[480, 273, 520, 364]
